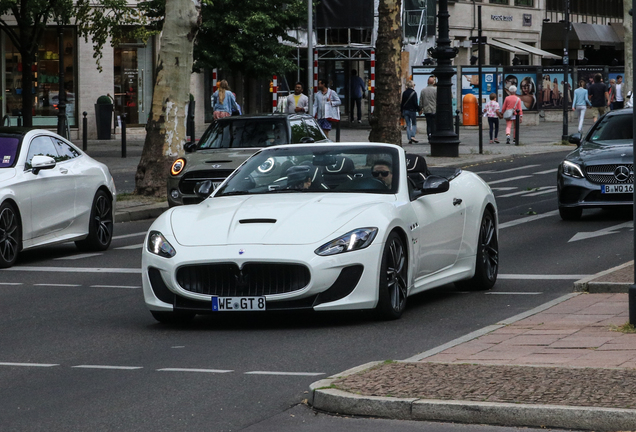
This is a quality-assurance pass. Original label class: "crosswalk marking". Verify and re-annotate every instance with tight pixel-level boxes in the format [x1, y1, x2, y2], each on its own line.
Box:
[55, 253, 103, 261]
[476, 164, 540, 174]
[488, 175, 533, 185]
[115, 244, 143, 250]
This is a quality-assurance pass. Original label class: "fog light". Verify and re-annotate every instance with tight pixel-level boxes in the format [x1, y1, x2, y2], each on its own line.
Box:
[170, 189, 179, 199]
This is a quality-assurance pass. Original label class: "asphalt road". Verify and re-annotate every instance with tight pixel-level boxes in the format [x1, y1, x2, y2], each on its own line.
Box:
[1, 149, 631, 431]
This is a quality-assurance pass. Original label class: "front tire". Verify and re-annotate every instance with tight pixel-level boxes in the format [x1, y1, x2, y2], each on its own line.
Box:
[375, 232, 408, 320]
[76, 190, 113, 251]
[456, 208, 498, 291]
[150, 310, 196, 325]
[0, 202, 21, 268]
[559, 206, 582, 221]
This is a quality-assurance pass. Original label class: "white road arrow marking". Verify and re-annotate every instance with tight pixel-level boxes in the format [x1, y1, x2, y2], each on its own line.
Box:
[488, 175, 533, 185]
[475, 165, 541, 174]
[568, 221, 634, 243]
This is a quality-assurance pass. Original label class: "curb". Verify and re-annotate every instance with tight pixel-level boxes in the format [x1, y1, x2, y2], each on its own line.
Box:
[309, 362, 636, 431]
[115, 202, 168, 222]
[573, 261, 633, 293]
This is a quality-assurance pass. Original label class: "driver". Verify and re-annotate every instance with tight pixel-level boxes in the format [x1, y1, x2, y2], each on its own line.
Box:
[286, 165, 312, 190]
[372, 160, 393, 188]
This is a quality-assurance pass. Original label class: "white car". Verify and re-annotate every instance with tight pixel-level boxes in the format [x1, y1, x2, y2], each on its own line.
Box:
[0, 128, 116, 267]
[142, 143, 498, 323]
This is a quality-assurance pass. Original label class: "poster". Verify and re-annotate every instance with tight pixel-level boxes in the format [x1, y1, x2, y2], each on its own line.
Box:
[540, 67, 574, 109]
[411, 66, 458, 115]
[502, 67, 540, 111]
[576, 67, 605, 90]
[460, 67, 500, 106]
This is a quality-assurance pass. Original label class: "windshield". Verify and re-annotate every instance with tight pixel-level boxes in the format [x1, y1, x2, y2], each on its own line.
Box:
[216, 146, 400, 196]
[588, 114, 633, 143]
[197, 119, 288, 149]
[0, 136, 20, 168]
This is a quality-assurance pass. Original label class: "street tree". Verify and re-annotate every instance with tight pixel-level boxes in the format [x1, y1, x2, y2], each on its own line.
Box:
[0, 0, 147, 126]
[134, 0, 201, 197]
[369, 0, 402, 145]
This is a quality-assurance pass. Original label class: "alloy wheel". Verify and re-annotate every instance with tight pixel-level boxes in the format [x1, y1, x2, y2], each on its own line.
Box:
[479, 212, 498, 282]
[386, 237, 407, 312]
[0, 206, 19, 266]
[94, 194, 113, 246]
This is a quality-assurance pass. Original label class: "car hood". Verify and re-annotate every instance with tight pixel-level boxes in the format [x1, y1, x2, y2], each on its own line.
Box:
[0, 168, 16, 183]
[170, 193, 394, 246]
[185, 148, 261, 171]
[573, 142, 634, 165]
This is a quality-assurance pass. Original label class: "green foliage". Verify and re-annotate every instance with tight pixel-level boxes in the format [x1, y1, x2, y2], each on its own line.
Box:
[141, 0, 306, 78]
[96, 95, 112, 104]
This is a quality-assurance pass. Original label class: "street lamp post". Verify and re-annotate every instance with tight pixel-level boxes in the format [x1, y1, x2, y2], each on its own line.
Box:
[56, 24, 67, 138]
[429, 0, 460, 157]
[561, 0, 570, 142]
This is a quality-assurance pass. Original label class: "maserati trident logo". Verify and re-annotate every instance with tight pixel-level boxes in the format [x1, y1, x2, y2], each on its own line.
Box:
[613, 166, 631, 182]
[239, 249, 245, 255]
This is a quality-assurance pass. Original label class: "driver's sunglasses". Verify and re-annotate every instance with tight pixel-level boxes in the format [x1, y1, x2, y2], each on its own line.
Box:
[372, 170, 390, 178]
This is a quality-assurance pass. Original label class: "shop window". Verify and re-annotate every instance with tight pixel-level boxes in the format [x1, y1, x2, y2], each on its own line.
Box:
[514, 0, 533, 6]
[489, 0, 509, 4]
[4, 28, 76, 126]
[114, 39, 153, 125]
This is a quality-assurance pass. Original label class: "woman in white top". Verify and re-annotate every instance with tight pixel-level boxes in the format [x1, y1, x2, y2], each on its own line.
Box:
[571, 79, 592, 134]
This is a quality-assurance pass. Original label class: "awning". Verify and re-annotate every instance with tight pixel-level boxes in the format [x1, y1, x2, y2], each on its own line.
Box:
[487, 39, 525, 55]
[493, 38, 562, 59]
[541, 22, 623, 50]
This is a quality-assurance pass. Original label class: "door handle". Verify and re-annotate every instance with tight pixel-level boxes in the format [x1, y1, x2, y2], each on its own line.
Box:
[59, 168, 68, 174]
[453, 198, 462, 206]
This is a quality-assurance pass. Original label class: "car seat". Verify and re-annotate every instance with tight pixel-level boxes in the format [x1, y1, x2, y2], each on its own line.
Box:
[405, 153, 429, 189]
[322, 156, 355, 189]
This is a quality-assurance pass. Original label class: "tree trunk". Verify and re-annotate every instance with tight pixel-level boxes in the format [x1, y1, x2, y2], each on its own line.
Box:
[135, 0, 201, 197]
[624, 0, 632, 98]
[368, 0, 402, 145]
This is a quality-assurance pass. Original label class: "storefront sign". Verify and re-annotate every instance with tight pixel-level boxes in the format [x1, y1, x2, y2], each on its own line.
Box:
[491, 15, 512, 21]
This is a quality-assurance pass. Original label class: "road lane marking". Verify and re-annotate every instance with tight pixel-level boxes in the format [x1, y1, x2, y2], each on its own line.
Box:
[0, 282, 23, 285]
[569, 222, 633, 243]
[33, 284, 81, 287]
[2, 267, 141, 274]
[115, 244, 143, 250]
[490, 187, 517, 191]
[533, 168, 558, 175]
[488, 175, 533, 185]
[475, 165, 540, 174]
[112, 232, 147, 240]
[244, 371, 325, 376]
[157, 368, 234, 373]
[403, 293, 580, 361]
[90, 285, 141, 289]
[72, 365, 143, 370]
[498, 210, 559, 229]
[0, 362, 59, 367]
[524, 188, 557, 197]
[485, 292, 543, 295]
[498, 274, 589, 280]
[54, 253, 103, 260]
[498, 186, 554, 198]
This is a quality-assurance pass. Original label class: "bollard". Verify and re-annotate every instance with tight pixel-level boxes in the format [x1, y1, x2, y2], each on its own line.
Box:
[335, 120, 340, 142]
[17, 111, 22, 127]
[187, 100, 196, 143]
[82, 111, 88, 151]
[455, 110, 461, 137]
[514, 109, 520, 146]
[121, 113, 127, 158]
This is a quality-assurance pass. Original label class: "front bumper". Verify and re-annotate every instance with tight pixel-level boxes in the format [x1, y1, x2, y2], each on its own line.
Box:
[557, 173, 633, 208]
[142, 243, 383, 314]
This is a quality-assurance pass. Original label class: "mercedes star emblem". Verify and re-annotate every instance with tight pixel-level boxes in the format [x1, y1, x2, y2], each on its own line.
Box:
[613, 165, 631, 182]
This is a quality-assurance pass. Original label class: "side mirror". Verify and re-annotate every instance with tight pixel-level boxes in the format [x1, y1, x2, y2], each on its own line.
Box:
[194, 180, 213, 198]
[420, 175, 449, 196]
[184, 142, 197, 153]
[569, 133, 581, 146]
[300, 136, 315, 143]
[31, 155, 56, 175]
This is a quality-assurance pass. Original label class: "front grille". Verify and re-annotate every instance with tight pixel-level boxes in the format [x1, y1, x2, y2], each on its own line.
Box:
[585, 164, 634, 185]
[179, 170, 235, 194]
[176, 263, 311, 296]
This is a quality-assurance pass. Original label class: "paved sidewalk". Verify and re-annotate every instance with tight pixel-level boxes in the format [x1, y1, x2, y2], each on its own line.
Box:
[309, 264, 636, 431]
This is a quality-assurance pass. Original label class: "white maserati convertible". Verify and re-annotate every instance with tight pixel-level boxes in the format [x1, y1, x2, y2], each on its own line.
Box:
[142, 143, 498, 323]
[0, 128, 116, 267]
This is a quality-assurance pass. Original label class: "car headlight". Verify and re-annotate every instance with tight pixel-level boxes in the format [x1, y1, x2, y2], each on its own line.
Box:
[171, 158, 186, 176]
[147, 231, 176, 258]
[315, 228, 378, 256]
[561, 160, 584, 179]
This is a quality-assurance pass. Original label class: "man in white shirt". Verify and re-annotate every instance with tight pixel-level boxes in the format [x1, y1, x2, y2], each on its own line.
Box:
[614, 75, 625, 109]
[285, 82, 309, 114]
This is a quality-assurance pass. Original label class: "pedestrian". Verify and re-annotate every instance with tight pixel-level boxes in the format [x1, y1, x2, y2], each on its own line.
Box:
[313, 78, 341, 138]
[608, 78, 616, 110]
[614, 75, 625, 110]
[211, 80, 239, 120]
[572, 79, 592, 134]
[349, 69, 366, 123]
[285, 81, 309, 114]
[587, 73, 609, 122]
[401, 80, 419, 144]
[483, 93, 501, 144]
[501, 85, 522, 144]
[418, 76, 437, 141]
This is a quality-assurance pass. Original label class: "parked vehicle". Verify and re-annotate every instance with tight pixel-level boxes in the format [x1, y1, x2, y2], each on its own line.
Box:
[0, 128, 116, 267]
[144, 143, 499, 324]
[558, 109, 634, 220]
[167, 114, 330, 207]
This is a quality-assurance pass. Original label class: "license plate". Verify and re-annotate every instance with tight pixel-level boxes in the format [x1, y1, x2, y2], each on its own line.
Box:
[601, 184, 634, 194]
[212, 296, 266, 311]
[212, 181, 223, 190]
